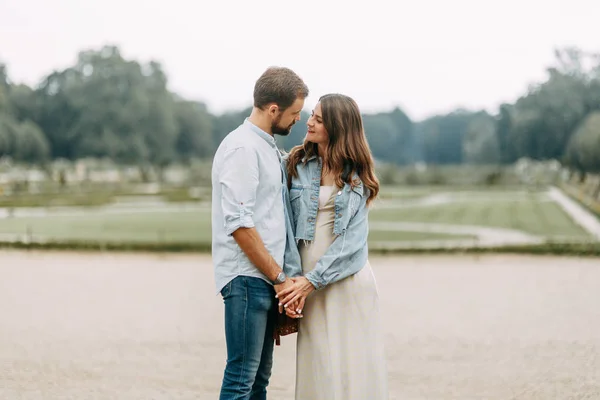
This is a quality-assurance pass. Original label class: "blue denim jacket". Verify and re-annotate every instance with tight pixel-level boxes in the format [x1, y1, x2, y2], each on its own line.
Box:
[283, 154, 370, 290]
[281, 161, 303, 280]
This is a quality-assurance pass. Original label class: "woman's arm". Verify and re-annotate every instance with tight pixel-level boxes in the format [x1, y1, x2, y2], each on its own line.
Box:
[304, 194, 369, 289]
[281, 157, 303, 278]
[277, 192, 370, 312]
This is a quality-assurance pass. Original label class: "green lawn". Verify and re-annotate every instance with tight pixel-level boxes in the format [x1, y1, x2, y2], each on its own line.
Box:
[0, 209, 474, 244]
[0, 210, 211, 243]
[0, 187, 593, 245]
[370, 195, 590, 238]
[0, 186, 210, 208]
[368, 230, 474, 242]
[377, 185, 544, 199]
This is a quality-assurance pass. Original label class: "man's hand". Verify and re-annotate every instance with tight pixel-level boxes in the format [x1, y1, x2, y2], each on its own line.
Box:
[274, 279, 302, 318]
[277, 277, 315, 316]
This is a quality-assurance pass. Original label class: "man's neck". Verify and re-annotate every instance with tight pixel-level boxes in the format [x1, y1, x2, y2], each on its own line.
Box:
[248, 109, 273, 136]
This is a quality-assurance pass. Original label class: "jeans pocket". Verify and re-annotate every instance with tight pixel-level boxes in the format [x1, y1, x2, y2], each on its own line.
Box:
[245, 277, 276, 311]
[246, 277, 274, 296]
[220, 281, 233, 299]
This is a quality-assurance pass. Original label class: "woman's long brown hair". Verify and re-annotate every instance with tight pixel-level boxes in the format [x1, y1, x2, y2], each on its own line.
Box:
[286, 93, 379, 206]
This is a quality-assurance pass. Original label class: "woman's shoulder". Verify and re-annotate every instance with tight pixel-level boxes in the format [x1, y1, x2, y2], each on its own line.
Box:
[282, 145, 303, 165]
[347, 175, 370, 198]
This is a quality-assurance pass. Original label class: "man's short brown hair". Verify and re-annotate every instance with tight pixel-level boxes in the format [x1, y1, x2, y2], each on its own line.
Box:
[253, 67, 309, 111]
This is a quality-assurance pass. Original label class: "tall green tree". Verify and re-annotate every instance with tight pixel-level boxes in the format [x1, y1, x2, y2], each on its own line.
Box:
[419, 109, 476, 164]
[363, 107, 414, 165]
[463, 112, 500, 164]
[565, 111, 600, 174]
[175, 99, 214, 160]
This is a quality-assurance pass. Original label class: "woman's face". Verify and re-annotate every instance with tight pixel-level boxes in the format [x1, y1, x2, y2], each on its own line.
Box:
[306, 102, 329, 146]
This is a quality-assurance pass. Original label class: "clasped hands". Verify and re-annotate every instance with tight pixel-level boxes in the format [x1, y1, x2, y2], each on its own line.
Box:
[274, 276, 315, 318]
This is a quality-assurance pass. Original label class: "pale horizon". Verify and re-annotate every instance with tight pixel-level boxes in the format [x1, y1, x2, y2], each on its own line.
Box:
[1, 0, 598, 120]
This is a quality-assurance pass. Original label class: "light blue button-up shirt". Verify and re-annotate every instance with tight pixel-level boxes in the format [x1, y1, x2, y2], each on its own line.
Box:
[211, 119, 301, 294]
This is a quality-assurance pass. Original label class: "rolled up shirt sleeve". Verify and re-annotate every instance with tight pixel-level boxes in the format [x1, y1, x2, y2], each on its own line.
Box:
[219, 146, 259, 236]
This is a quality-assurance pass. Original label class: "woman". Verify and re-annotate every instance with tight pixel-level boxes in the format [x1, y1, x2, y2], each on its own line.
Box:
[278, 93, 388, 399]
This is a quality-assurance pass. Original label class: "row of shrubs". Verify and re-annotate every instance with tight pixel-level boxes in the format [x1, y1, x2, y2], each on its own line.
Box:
[2, 239, 599, 257]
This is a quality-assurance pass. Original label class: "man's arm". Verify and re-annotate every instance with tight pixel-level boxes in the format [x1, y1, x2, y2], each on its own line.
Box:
[220, 145, 283, 280]
[219, 146, 299, 315]
[232, 227, 299, 317]
[232, 227, 283, 282]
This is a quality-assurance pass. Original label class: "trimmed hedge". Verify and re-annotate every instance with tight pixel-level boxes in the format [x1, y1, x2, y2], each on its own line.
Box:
[1, 239, 599, 257]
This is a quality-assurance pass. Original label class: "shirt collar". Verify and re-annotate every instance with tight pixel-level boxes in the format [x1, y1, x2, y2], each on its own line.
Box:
[244, 118, 277, 149]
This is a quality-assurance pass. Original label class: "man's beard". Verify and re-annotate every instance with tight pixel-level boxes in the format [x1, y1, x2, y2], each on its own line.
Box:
[271, 115, 295, 136]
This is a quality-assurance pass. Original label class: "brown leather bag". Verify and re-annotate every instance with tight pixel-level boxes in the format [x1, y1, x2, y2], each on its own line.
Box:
[273, 310, 298, 346]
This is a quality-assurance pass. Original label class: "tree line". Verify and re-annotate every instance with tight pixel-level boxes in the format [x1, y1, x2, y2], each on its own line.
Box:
[1, 45, 599, 175]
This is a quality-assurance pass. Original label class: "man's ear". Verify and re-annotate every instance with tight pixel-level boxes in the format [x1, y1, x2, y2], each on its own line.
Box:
[268, 104, 279, 117]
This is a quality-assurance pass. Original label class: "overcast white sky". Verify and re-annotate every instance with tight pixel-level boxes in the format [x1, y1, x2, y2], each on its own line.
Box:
[0, 0, 597, 120]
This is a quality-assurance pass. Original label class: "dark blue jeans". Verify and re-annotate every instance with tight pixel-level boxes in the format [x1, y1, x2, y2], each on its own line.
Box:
[219, 276, 277, 400]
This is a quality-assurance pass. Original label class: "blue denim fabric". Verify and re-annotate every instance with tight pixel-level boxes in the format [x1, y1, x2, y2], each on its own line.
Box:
[219, 276, 277, 400]
[283, 155, 370, 290]
[280, 159, 303, 278]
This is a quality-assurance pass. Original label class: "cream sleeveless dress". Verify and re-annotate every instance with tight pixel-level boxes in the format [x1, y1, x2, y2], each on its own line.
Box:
[295, 185, 388, 400]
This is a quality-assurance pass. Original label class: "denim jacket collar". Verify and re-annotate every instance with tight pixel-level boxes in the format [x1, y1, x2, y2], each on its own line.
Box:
[302, 153, 318, 163]
[301, 155, 364, 197]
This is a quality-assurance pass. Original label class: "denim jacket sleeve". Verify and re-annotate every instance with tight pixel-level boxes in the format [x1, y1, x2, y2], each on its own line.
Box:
[219, 146, 258, 236]
[281, 157, 303, 277]
[304, 191, 369, 290]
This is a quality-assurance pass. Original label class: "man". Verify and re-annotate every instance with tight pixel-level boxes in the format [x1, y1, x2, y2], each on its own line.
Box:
[211, 66, 308, 400]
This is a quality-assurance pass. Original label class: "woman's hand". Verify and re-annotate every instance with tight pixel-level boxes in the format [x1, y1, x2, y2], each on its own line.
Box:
[276, 277, 315, 315]
[275, 280, 302, 318]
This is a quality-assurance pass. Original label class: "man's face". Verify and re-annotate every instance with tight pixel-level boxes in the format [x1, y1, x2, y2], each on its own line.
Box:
[271, 97, 305, 136]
